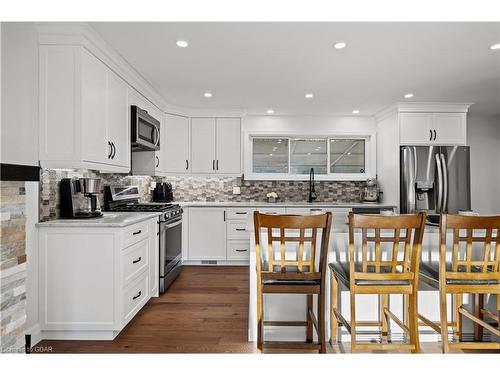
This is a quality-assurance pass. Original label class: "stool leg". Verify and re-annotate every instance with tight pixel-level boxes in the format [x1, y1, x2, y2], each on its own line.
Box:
[474, 294, 484, 341]
[330, 274, 339, 344]
[408, 291, 420, 353]
[350, 292, 356, 353]
[497, 293, 500, 344]
[257, 287, 263, 352]
[319, 289, 326, 353]
[306, 294, 313, 343]
[380, 294, 389, 340]
[440, 288, 449, 353]
[454, 293, 463, 342]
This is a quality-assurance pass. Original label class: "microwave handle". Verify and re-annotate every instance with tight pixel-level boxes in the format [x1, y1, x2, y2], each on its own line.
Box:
[153, 125, 160, 147]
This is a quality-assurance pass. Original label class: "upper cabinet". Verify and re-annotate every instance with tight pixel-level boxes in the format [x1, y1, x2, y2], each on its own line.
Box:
[164, 113, 190, 174]
[189, 118, 241, 175]
[39, 46, 130, 173]
[399, 111, 466, 145]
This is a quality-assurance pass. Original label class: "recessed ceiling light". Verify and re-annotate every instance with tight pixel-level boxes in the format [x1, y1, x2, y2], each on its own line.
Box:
[204, 92, 212, 98]
[266, 109, 275, 114]
[305, 93, 314, 99]
[333, 42, 347, 49]
[404, 93, 414, 99]
[352, 109, 360, 114]
[176, 40, 188, 48]
[490, 43, 500, 50]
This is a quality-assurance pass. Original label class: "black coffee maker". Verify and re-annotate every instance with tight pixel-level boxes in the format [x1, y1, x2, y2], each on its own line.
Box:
[153, 182, 173, 202]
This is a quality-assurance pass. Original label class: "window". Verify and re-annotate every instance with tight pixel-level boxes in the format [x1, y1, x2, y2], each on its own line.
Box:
[329, 139, 365, 173]
[252, 138, 289, 173]
[290, 138, 327, 174]
[247, 134, 373, 180]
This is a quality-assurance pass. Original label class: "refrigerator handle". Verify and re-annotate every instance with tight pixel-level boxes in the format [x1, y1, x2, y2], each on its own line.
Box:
[412, 146, 417, 180]
[435, 153, 443, 213]
[405, 147, 416, 213]
[440, 153, 448, 212]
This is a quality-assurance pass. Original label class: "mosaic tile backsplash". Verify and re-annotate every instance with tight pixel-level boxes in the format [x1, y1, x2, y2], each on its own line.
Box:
[40, 169, 366, 221]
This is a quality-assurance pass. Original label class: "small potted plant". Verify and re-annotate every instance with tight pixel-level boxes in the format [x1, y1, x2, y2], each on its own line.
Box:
[266, 191, 278, 203]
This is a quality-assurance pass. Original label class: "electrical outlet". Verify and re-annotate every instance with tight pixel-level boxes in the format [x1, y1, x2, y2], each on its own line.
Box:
[232, 186, 241, 195]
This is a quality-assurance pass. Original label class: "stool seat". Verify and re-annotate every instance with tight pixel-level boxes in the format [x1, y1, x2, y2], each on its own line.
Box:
[329, 261, 411, 287]
[420, 261, 500, 285]
[263, 279, 320, 286]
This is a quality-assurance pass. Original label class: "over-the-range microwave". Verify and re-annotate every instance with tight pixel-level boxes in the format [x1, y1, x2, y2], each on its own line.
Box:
[131, 105, 161, 151]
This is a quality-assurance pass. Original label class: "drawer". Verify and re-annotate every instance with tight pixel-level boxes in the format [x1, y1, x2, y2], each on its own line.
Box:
[255, 207, 286, 215]
[123, 271, 149, 322]
[122, 238, 149, 285]
[286, 207, 329, 215]
[227, 240, 250, 261]
[122, 220, 150, 248]
[227, 221, 249, 239]
[226, 208, 253, 220]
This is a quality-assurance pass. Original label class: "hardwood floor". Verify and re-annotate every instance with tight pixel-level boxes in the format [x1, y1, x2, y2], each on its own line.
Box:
[34, 266, 498, 354]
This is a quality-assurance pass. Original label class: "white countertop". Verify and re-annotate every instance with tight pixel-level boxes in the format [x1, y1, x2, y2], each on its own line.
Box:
[175, 201, 396, 208]
[36, 212, 161, 228]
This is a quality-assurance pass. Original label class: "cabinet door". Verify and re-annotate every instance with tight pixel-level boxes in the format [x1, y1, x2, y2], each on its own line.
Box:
[216, 118, 241, 174]
[432, 113, 466, 145]
[164, 113, 190, 173]
[81, 50, 108, 164]
[399, 112, 433, 145]
[191, 118, 216, 173]
[107, 71, 130, 168]
[188, 208, 226, 260]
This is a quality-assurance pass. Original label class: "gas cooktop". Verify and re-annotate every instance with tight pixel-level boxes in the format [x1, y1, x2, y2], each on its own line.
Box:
[108, 202, 175, 212]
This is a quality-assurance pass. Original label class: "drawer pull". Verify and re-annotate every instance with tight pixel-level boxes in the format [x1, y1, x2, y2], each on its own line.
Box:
[310, 208, 323, 211]
[235, 212, 247, 215]
[132, 257, 142, 264]
[133, 230, 142, 235]
[235, 249, 247, 252]
[235, 228, 246, 231]
[132, 291, 142, 300]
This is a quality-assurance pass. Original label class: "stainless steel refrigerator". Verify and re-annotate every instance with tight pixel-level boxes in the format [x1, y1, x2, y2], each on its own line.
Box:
[400, 146, 471, 221]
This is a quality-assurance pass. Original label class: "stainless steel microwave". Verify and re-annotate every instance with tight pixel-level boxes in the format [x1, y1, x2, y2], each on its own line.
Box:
[131, 105, 160, 151]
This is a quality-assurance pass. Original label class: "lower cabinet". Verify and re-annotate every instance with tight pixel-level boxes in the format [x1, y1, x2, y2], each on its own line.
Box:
[37, 217, 158, 340]
[187, 207, 226, 261]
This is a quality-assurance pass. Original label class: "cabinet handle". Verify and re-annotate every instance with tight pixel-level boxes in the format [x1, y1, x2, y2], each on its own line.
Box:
[235, 212, 247, 215]
[433, 129, 437, 141]
[212, 160, 215, 170]
[132, 291, 142, 300]
[185, 160, 189, 170]
[235, 228, 246, 231]
[133, 230, 142, 235]
[132, 257, 142, 264]
[429, 129, 432, 141]
[310, 208, 323, 212]
[216, 160, 219, 170]
[235, 249, 247, 252]
[111, 142, 116, 159]
[223, 211, 226, 222]
[108, 141, 112, 159]
[156, 156, 159, 168]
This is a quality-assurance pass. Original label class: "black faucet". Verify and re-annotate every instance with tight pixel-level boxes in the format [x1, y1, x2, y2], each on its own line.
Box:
[308, 167, 317, 203]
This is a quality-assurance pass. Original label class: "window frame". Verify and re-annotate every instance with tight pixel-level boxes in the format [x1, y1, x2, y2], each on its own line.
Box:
[244, 131, 376, 181]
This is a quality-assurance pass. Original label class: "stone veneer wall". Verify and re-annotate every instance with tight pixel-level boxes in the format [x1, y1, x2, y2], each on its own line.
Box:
[0, 181, 27, 353]
[40, 169, 366, 221]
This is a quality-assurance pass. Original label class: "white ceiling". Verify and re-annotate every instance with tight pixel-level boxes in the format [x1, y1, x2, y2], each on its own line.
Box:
[90, 22, 500, 116]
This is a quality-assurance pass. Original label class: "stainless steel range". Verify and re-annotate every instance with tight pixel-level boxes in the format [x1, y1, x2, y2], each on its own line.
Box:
[104, 185, 182, 293]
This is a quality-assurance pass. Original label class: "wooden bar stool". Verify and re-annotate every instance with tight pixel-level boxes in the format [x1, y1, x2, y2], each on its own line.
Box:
[330, 212, 426, 353]
[418, 214, 500, 352]
[253, 211, 333, 353]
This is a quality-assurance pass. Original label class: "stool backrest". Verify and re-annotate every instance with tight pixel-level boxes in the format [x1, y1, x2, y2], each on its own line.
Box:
[253, 212, 333, 276]
[348, 212, 426, 286]
[440, 214, 500, 276]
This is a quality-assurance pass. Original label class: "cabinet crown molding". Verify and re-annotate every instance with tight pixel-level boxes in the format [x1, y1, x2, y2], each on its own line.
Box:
[375, 102, 473, 122]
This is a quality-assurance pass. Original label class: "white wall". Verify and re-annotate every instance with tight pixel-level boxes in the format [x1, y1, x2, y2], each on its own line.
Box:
[0, 22, 39, 166]
[467, 114, 500, 214]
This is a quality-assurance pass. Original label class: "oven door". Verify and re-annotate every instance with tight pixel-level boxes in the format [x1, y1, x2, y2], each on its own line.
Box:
[159, 217, 182, 278]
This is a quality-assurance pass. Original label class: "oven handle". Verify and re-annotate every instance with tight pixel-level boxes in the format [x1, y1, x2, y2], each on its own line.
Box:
[161, 218, 182, 229]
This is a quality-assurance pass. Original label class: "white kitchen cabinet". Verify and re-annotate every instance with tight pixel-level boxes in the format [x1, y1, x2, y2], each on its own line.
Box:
[190, 117, 242, 175]
[187, 207, 226, 261]
[39, 45, 130, 173]
[399, 112, 466, 145]
[216, 118, 241, 174]
[37, 217, 158, 340]
[164, 113, 191, 173]
[129, 89, 165, 176]
[191, 118, 217, 173]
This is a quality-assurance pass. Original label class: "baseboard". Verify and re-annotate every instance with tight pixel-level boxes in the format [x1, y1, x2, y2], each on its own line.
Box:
[25, 323, 42, 348]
